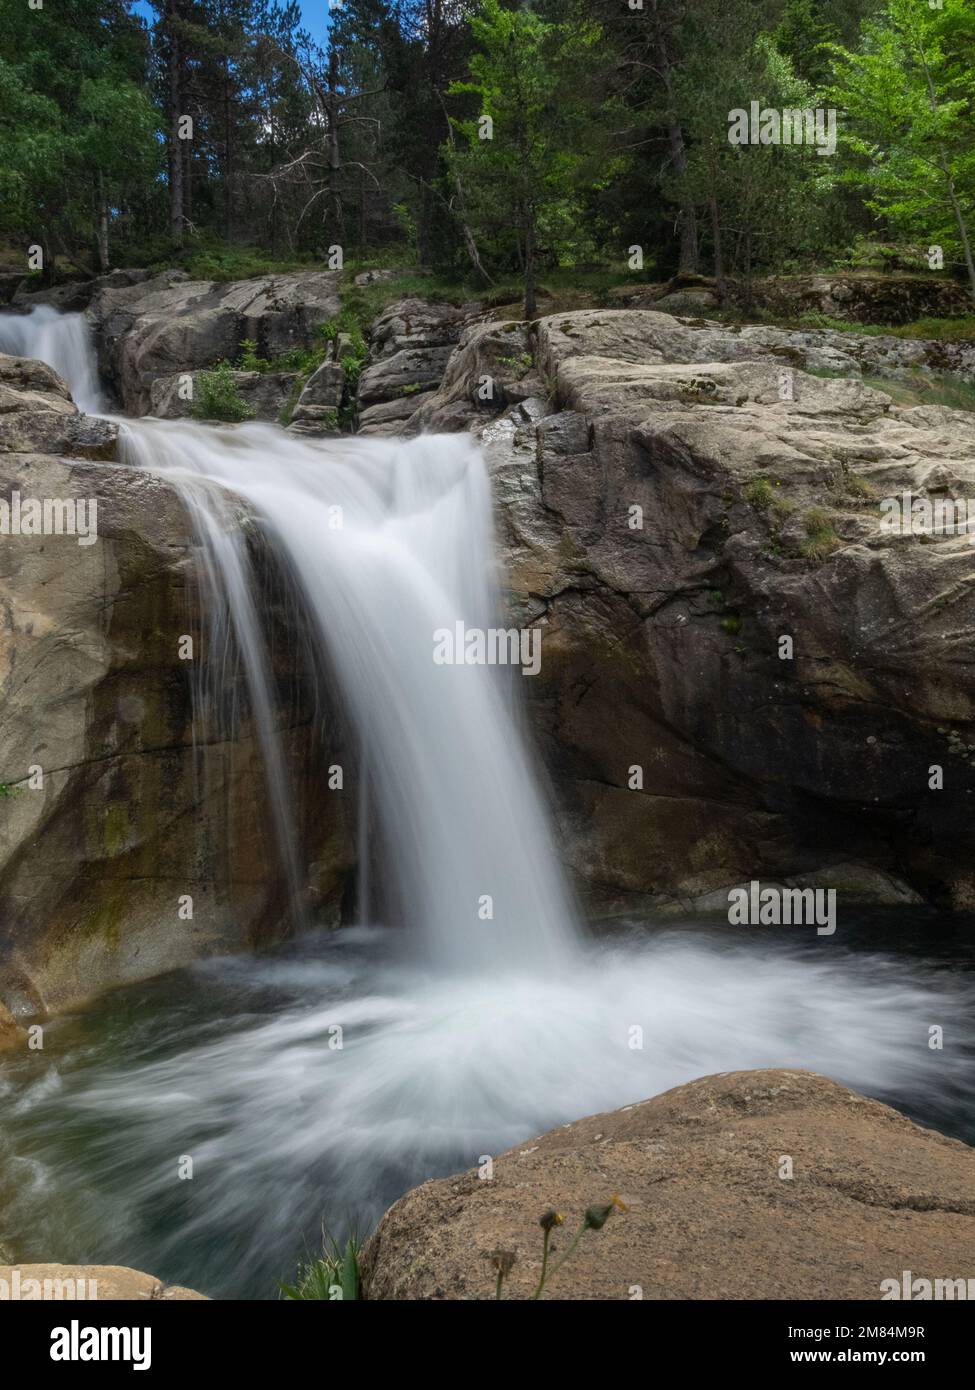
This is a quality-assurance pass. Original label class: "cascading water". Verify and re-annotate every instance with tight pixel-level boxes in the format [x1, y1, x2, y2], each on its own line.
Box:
[119, 417, 580, 971]
[1, 307, 973, 1298]
[0, 305, 102, 413]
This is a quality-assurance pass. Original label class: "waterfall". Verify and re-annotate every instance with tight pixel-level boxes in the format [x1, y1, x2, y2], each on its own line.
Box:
[0, 300, 578, 967]
[0, 305, 102, 413]
[120, 417, 579, 970]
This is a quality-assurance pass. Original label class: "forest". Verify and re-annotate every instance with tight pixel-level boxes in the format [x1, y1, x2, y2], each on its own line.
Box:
[1, 0, 973, 313]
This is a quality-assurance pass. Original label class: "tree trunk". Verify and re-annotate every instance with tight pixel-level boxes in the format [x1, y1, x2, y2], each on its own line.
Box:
[167, 0, 184, 249]
[651, 0, 698, 273]
[437, 90, 492, 284]
[184, 135, 193, 223]
[95, 173, 110, 272]
[224, 51, 233, 243]
[359, 164, 367, 252]
[668, 122, 699, 274]
[325, 45, 343, 246]
[709, 193, 725, 302]
[523, 207, 537, 319]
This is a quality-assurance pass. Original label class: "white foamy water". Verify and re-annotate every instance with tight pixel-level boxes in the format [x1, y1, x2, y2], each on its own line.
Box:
[120, 415, 579, 971]
[2, 927, 971, 1297]
[0, 305, 102, 413]
[1, 308, 972, 1299]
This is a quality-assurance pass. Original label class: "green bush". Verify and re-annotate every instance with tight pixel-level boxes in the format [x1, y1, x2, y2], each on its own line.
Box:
[191, 363, 254, 423]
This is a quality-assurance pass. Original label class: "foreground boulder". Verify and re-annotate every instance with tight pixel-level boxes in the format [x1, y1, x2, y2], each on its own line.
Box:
[416, 307, 975, 911]
[0, 1264, 206, 1300]
[361, 1069, 975, 1300]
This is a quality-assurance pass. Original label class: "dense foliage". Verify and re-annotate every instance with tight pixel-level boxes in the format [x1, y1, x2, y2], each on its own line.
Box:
[0, 0, 972, 309]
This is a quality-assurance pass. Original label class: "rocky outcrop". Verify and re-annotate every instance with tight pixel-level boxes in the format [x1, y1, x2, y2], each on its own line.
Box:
[0, 1263, 207, 1299]
[417, 307, 975, 911]
[355, 297, 478, 435]
[287, 359, 346, 436]
[88, 270, 342, 414]
[0, 356, 117, 457]
[407, 319, 545, 434]
[0, 355, 353, 1020]
[361, 1068, 975, 1300]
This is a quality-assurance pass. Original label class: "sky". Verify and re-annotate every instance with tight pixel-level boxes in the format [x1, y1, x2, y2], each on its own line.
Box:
[131, 2, 332, 46]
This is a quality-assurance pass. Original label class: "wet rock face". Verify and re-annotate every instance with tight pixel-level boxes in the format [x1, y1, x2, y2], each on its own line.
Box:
[0, 354, 353, 1020]
[420, 308, 975, 911]
[361, 1067, 975, 1300]
[88, 269, 343, 414]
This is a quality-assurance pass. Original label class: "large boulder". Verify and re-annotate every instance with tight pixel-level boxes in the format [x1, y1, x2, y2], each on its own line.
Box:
[407, 319, 544, 434]
[0, 355, 353, 1019]
[420, 308, 975, 910]
[361, 1068, 975, 1300]
[88, 270, 342, 414]
[357, 345, 454, 407]
[0, 355, 117, 457]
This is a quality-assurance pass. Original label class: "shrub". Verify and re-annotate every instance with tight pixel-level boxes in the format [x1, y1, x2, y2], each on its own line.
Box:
[191, 363, 254, 423]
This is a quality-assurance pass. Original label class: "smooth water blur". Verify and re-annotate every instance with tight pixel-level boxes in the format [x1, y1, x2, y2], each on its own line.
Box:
[1, 921, 972, 1298]
[0, 306, 102, 413]
[120, 416, 579, 971]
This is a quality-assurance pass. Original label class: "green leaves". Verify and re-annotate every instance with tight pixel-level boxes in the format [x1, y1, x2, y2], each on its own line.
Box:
[280, 1234, 362, 1300]
[827, 0, 975, 294]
